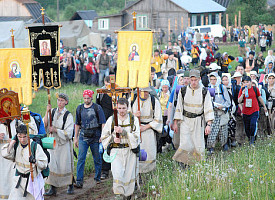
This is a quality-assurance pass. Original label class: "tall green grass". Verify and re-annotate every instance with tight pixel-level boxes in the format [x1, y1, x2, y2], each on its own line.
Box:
[144, 137, 275, 199]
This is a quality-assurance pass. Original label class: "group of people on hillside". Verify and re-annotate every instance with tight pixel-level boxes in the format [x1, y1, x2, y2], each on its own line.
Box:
[1, 31, 275, 200]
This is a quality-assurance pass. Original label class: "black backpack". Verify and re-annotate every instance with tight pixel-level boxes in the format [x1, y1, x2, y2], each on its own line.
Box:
[13, 134, 50, 178]
[52, 108, 71, 132]
[175, 86, 208, 108]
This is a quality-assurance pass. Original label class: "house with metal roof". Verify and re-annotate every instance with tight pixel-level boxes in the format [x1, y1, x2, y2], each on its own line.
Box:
[70, 10, 98, 28]
[0, 0, 51, 23]
[91, 0, 226, 40]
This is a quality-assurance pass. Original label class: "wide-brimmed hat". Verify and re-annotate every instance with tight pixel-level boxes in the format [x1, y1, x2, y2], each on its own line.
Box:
[209, 63, 221, 71]
[232, 71, 242, 78]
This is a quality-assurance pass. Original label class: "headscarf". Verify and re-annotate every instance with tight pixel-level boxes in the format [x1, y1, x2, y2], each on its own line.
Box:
[83, 90, 94, 98]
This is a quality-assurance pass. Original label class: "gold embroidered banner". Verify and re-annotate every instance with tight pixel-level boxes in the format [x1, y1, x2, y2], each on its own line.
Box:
[116, 31, 153, 88]
[0, 48, 32, 105]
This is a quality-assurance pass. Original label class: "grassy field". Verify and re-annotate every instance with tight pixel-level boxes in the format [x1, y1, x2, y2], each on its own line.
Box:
[28, 44, 275, 199]
[143, 137, 274, 199]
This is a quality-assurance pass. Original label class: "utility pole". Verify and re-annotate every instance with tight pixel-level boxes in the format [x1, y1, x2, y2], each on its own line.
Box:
[57, 0, 59, 22]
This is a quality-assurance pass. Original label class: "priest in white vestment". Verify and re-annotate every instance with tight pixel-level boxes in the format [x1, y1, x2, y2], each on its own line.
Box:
[173, 69, 214, 165]
[1, 124, 47, 200]
[130, 87, 163, 173]
[43, 93, 75, 196]
[101, 98, 140, 199]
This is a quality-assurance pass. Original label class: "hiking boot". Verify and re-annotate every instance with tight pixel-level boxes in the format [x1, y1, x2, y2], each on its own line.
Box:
[124, 195, 132, 200]
[44, 185, 57, 196]
[74, 182, 83, 188]
[67, 184, 74, 195]
[100, 173, 109, 180]
[223, 144, 229, 151]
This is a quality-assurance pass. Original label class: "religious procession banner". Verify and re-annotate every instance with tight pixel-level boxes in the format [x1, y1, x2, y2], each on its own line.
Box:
[28, 25, 61, 89]
[116, 31, 153, 88]
[0, 48, 32, 105]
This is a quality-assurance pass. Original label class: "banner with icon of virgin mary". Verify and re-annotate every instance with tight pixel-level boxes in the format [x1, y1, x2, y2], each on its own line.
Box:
[0, 48, 32, 105]
[28, 25, 61, 89]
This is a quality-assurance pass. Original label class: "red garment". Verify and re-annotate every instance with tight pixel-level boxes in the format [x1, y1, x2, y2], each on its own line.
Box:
[205, 56, 215, 66]
[83, 90, 94, 97]
[238, 87, 260, 115]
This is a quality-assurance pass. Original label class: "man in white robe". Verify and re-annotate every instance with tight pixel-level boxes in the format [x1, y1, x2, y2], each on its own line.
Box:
[0, 123, 15, 200]
[101, 98, 140, 199]
[1, 124, 48, 200]
[131, 87, 163, 173]
[43, 93, 74, 196]
[173, 69, 214, 166]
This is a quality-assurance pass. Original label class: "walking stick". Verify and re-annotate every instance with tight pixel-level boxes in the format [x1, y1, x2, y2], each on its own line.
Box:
[21, 106, 34, 182]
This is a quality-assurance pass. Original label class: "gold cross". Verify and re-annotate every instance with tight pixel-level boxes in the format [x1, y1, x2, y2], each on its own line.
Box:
[10, 29, 15, 36]
[40, 7, 45, 14]
[45, 71, 50, 79]
[132, 11, 137, 17]
[53, 71, 57, 80]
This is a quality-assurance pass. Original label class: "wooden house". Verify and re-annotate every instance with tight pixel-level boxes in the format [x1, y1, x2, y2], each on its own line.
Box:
[0, 0, 51, 23]
[91, 0, 226, 39]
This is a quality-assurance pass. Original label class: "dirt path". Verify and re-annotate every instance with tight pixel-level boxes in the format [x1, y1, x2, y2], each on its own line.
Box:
[44, 175, 115, 200]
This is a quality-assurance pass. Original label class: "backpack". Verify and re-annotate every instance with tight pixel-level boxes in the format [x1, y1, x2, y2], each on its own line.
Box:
[30, 112, 46, 135]
[52, 108, 71, 131]
[179, 86, 208, 108]
[111, 112, 135, 133]
[76, 103, 100, 127]
[13, 134, 50, 178]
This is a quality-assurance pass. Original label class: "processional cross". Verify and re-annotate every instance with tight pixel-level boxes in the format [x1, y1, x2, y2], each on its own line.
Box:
[96, 75, 131, 138]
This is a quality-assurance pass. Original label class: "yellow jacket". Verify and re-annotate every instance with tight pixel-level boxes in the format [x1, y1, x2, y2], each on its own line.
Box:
[151, 56, 164, 72]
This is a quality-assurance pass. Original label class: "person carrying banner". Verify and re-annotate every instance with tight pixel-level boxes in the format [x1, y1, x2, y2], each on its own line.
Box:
[130, 87, 163, 173]
[1, 124, 48, 200]
[0, 123, 15, 200]
[172, 69, 214, 167]
[101, 98, 140, 200]
[43, 93, 75, 196]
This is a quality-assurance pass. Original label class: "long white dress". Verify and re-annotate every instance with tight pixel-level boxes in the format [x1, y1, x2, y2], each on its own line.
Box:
[101, 114, 140, 197]
[44, 107, 74, 187]
[131, 95, 163, 173]
[0, 124, 15, 200]
[173, 86, 214, 165]
[1, 140, 48, 200]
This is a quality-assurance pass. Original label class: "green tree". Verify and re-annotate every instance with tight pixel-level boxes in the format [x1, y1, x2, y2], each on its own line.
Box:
[226, 0, 275, 26]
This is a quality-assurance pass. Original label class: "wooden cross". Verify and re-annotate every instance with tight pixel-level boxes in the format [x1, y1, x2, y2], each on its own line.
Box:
[96, 75, 131, 138]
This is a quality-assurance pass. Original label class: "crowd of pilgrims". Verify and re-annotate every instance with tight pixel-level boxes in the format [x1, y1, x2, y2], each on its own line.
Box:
[0, 38, 275, 200]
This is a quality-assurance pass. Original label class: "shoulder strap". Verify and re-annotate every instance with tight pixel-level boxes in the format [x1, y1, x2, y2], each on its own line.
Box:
[253, 86, 259, 98]
[219, 84, 226, 101]
[93, 103, 100, 121]
[62, 111, 70, 130]
[131, 93, 137, 108]
[31, 141, 37, 158]
[150, 95, 155, 111]
[202, 87, 208, 105]
[51, 108, 57, 120]
[77, 104, 84, 125]
[181, 86, 187, 102]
